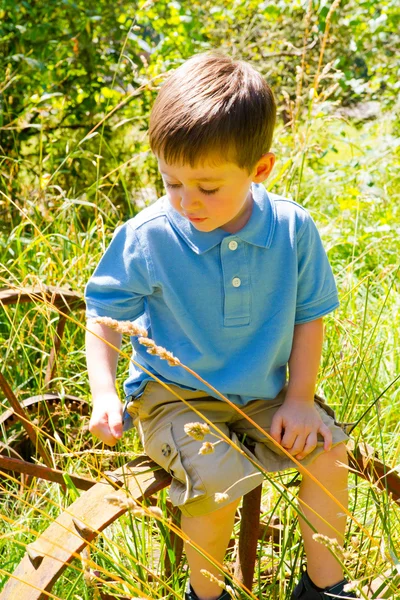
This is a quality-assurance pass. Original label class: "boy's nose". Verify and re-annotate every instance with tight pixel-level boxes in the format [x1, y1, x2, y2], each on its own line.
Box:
[180, 191, 201, 212]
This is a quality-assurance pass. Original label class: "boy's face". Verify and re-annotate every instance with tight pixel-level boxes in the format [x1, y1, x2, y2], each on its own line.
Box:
[158, 153, 275, 234]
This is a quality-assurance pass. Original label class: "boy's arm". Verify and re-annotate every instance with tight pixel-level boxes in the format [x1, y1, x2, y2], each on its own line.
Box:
[86, 321, 123, 446]
[270, 318, 332, 460]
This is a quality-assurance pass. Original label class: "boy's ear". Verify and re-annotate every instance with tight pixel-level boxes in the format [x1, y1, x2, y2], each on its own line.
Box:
[252, 153, 275, 183]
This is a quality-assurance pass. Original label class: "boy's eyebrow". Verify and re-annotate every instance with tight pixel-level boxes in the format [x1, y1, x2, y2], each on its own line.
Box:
[196, 177, 224, 182]
[160, 172, 224, 182]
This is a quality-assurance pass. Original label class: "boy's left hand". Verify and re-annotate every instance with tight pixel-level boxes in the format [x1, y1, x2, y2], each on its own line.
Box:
[270, 399, 332, 460]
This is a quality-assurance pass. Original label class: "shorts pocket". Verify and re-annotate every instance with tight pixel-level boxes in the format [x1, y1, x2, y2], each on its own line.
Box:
[143, 422, 191, 496]
[126, 399, 139, 418]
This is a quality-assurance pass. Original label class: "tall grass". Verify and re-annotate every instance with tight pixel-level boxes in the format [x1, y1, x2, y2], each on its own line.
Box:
[1, 4, 400, 599]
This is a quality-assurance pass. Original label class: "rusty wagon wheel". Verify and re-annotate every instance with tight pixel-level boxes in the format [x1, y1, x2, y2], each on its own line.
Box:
[0, 393, 91, 488]
[0, 456, 173, 600]
[0, 456, 271, 600]
[0, 286, 94, 485]
[1, 442, 400, 600]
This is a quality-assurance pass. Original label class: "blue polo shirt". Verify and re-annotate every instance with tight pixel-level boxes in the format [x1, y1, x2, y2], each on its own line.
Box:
[85, 183, 339, 405]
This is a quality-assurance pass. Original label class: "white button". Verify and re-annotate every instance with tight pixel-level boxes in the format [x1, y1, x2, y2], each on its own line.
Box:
[228, 240, 238, 251]
[232, 277, 241, 288]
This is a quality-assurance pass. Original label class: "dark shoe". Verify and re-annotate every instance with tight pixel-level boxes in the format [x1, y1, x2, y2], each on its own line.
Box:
[185, 581, 232, 600]
[291, 571, 357, 599]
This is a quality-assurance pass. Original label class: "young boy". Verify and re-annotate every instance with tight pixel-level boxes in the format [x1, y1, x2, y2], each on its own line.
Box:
[85, 52, 355, 600]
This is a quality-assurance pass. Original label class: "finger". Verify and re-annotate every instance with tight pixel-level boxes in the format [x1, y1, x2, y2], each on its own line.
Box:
[92, 427, 117, 446]
[89, 417, 118, 446]
[289, 435, 308, 456]
[296, 432, 317, 460]
[319, 423, 332, 452]
[270, 415, 283, 444]
[280, 428, 297, 451]
[108, 410, 123, 440]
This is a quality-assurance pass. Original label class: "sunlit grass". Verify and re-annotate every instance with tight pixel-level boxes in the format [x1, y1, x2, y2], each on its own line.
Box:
[1, 21, 400, 599]
[1, 108, 400, 598]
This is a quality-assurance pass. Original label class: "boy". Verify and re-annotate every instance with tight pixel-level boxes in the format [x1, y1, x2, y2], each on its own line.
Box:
[85, 52, 355, 600]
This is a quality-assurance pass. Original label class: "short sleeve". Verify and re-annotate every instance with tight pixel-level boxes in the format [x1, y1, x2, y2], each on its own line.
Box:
[84, 222, 153, 321]
[295, 215, 339, 324]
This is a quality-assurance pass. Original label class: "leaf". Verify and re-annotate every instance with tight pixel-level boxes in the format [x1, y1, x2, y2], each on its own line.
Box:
[128, 32, 153, 53]
[78, 131, 99, 145]
[38, 93, 63, 102]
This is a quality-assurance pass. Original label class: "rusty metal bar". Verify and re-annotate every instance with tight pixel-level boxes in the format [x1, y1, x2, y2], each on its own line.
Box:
[44, 313, 68, 388]
[0, 372, 53, 469]
[0, 286, 85, 312]
[0, 455, 96, 491]
[164, 504, 184, 580]
[349, 443, 400, 501]
[234, 483, 263, 590]
[0, 393, 89, 429]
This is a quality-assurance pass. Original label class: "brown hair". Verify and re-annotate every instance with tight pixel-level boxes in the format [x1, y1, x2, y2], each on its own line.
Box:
[149, 52, 276, 172]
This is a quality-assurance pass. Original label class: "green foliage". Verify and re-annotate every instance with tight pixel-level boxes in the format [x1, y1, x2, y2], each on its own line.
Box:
[1, 0, 399, 222]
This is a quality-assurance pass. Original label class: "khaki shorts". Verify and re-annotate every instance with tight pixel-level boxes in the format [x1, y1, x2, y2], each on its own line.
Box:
[126, 382, 348, 517]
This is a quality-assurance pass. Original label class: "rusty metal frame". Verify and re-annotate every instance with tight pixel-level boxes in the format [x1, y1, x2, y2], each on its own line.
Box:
[0, 372, 53, 469]
[0, 286, 90, 488]
[0, 456, 172, 600]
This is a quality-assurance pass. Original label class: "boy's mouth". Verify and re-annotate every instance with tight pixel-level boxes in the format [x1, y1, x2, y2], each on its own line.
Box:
[186, 215, 208, 223]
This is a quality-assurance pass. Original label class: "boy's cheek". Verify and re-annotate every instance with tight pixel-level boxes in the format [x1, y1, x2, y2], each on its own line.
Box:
[168, 194, 182, 212]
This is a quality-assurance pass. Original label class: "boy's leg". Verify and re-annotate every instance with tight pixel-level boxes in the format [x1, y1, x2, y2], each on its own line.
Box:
[181, 498, 240, 600]
[297, 442, 348, 589]
[127, 383, 264, 598]
[232, 393, 351, 591]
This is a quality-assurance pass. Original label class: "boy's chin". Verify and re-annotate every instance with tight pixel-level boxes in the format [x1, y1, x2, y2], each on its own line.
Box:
[189, 219, 217, 232]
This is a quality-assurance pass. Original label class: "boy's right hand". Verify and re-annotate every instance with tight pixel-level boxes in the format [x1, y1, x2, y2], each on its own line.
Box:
[89, 393, 123, 446]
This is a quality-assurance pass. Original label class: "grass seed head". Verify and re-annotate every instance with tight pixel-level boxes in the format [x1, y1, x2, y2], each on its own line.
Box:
[214, 492, 230, 504]
[93, 316, 148, 338]
[147, 506, 163, 518]
[199, 441, 215, 455]
[104, 494, 138, 510]
[92, 317, 180, 365]
[138, 337, 180, 365]
[200, 570, 226, 588]
[312, 533, 353, 560]
[184, 422, 210, 441]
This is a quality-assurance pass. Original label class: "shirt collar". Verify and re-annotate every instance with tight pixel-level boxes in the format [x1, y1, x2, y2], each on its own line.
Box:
[165, 183, 276, 255]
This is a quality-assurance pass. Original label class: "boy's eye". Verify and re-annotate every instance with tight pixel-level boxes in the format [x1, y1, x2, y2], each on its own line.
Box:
[200, 187, 219, 195]
[165, 182, 219, 195]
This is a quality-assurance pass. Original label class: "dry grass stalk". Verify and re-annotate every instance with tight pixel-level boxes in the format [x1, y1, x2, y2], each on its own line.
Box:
[80, 545, 102, 599]
[91, 320, 370, 540]
[92, 316, 181, 366]
[104, 493, 163, 519]
[313, 0, 341, 94]
[294, 0, 313, 125]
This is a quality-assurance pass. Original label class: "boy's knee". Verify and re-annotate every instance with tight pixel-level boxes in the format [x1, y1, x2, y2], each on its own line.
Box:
[327, 442, 348, 464]
[318, 442, 347, 463]
[182, 497, 240, 521]
[303, 442, 348, 477]
[181, 497, 240, 540]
